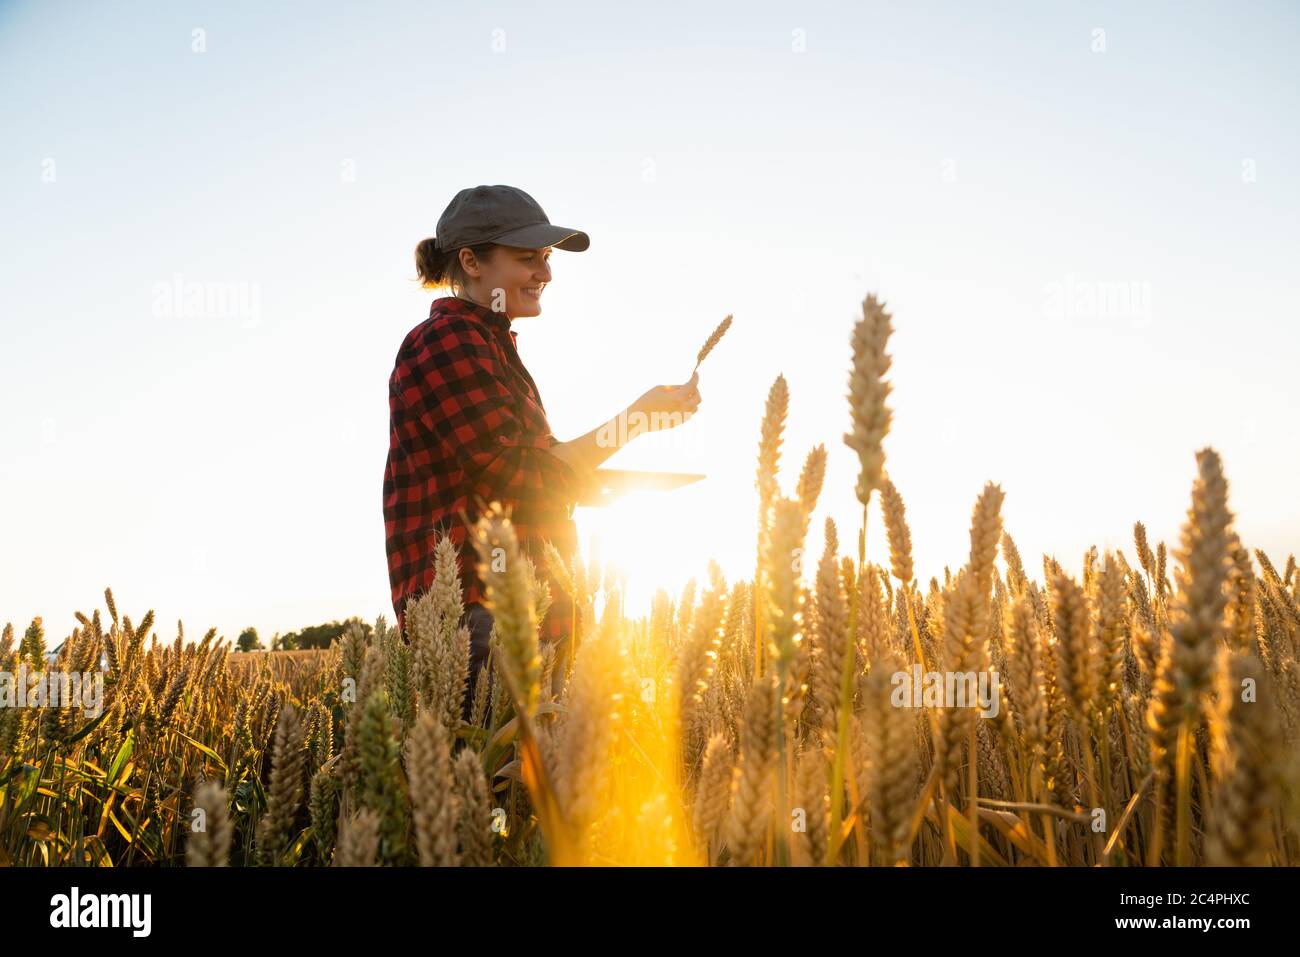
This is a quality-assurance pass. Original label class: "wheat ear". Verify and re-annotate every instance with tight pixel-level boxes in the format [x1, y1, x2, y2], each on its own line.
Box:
[406, 708, 459, 866]
[844, 293, 894, 507]
[693, 313, 733, 373]
[186, 780, 233, 867]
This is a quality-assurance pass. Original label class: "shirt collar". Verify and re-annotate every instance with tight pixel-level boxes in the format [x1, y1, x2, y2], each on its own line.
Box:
[437, 295, 513, 337]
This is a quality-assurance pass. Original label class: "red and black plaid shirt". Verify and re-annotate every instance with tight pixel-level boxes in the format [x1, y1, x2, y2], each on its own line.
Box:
[384, 296, 582, 643]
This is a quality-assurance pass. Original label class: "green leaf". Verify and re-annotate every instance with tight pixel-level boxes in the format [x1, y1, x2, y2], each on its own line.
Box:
[107, 731, 135, 785]
[82, 834, 114, 867]
[175, 732, 229, 773]
[63, 707, 111, 745]
[112, 806, 162, 860]
[13, 764, 41, 815]
[286, 827, 312, 865]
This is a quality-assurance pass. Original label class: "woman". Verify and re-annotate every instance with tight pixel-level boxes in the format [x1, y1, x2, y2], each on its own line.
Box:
[383, 184, 701, 716]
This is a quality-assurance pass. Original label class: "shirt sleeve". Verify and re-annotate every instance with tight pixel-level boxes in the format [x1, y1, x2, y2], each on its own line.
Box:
[394, 320, 583, 516]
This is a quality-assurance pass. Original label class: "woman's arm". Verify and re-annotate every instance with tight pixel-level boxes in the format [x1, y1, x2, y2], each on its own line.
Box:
[549, 371, 702, 479]
[547, 411, 634, 476]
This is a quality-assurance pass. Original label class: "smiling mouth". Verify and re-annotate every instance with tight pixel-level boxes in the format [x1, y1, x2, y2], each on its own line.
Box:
[522, 286, 543, 298]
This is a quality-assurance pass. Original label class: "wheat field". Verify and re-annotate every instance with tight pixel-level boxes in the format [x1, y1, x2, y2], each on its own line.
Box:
[2, 293, 1297, 868]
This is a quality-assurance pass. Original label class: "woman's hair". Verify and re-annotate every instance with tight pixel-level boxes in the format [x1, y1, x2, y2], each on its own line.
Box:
[414, 238, 500, 295]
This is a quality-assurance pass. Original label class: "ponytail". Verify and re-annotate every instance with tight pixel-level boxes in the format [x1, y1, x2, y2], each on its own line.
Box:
[414, 237, 452, 289]
[414, 238, 499, 293]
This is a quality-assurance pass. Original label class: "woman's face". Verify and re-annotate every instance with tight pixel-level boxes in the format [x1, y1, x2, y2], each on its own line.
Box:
[463, 245, 553, 318]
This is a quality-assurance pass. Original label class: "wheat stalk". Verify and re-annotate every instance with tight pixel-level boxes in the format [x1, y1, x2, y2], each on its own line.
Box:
[844, 293, 894, 507]
[468, 502, 542, 718]
[407, 709, 459, 866]
[334, 809, 381, 867]
[453, 749, 494, 866]
[692, 733, 733, 857]
[1207, 652, 1284, 865]
[257, 702, 307, 866]
[186, 781, 233, 867]
[693, 313, 732, 373]
[725, 674, 778, 865]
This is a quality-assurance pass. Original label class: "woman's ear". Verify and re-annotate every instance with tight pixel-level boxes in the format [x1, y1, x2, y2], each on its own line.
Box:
[459, 247, 481, 278]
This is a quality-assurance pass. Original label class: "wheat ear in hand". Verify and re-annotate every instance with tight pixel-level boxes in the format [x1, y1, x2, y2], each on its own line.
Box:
[692, 313, 733, 375]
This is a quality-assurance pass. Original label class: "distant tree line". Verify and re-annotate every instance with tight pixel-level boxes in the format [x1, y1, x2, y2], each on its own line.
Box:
[236, 617, 373, 653]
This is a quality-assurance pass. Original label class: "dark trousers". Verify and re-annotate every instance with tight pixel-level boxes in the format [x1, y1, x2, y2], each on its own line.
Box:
[462, 602, 495, 725]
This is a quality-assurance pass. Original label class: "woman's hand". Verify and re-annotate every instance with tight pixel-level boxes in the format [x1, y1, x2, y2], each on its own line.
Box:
[550, 372, 702, 481]
[630, 371, 701, 430]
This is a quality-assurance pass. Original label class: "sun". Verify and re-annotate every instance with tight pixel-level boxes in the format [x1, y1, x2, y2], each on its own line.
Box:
[574, 478, 757, 624]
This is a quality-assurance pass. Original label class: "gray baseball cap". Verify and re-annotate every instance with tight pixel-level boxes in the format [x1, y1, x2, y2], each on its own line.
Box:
[435, 184, 590, 252]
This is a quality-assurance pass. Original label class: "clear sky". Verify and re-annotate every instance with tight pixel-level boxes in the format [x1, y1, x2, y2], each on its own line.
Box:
[2, 0, 1297, 646]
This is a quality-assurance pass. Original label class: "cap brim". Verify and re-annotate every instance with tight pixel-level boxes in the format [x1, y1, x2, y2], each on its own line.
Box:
[491, 223, 590, 252]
